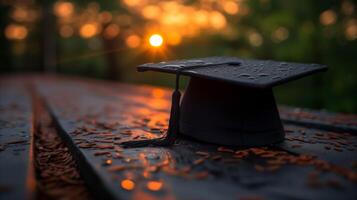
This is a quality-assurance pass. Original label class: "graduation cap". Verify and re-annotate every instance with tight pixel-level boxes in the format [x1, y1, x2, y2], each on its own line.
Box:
[122, 57, 327, 147]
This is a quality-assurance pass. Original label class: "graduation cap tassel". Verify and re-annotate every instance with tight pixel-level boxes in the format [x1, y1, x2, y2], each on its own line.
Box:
[165, 73, 182, 144]
[122, 73, 181, 147]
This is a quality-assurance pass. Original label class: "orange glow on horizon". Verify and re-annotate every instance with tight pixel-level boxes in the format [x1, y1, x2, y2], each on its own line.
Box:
[167, 32, 181, 45]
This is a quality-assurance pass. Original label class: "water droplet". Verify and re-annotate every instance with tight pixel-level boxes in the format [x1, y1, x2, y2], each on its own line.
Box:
[278, 68, 288, 71]
[184, 60, 204, 64]
[162, 64, 183, 70]
[203, 62, 213, 65]
[185, 70, 198, 74]
[141, 63, 153, 67]
[226, 61, 241, 65]
[239, 73, 250, 77]
[258, 73, 269, 76]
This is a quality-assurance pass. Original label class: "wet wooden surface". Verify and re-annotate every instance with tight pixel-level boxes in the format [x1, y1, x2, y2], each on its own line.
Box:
[279, 106, 357, 134]
[0, 79, 35, 200]
[0, 75, 356, 200]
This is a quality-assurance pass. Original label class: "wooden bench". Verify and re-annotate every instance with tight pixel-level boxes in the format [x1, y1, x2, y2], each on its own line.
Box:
[1, 75, 356, 200]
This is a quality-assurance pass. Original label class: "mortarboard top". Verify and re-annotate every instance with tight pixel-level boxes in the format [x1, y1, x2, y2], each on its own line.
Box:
[122, 57, 327, 147]
[138, 57, 327, 89]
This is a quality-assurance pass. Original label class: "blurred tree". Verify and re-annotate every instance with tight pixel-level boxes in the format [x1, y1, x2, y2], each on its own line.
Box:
[0, 0, 356, 113]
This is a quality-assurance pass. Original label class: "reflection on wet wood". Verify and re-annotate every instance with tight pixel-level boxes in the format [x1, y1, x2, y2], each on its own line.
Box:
[34, 76, 357, 200]
[0, 75, 356, 200]
[0, 80, 35, 200]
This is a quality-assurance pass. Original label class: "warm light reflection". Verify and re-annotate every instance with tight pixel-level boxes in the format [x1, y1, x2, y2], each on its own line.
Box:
[105, 159, 112, 165]
[121, 179, 135, 190]
[5, 24, 28, 40]
[149, 34, 164, 47]
[126, 34, 141, 48]
[147, 181, 163, 191]
[152, 89, 165, 98]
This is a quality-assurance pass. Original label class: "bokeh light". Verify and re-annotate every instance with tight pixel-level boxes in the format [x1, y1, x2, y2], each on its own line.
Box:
[123, 0, 141, 7]
[126, 34, 141, 48]
[103, 24, 120, 40]
[1, 0, 357, 114]
[222, 1, 239, 15]
[12, 6, 28, 22]
[345, 19, 357, 40]
[210, 11, 227, 29]
[272, 27, 289, 43]
[5, 24, 28, 40]
[79, 23, 99, 38]
[53, 1, 74, 18]
[320, 10, 337, 26]
[248, 32, 263, 47]
[142, 5, 161, 19]
[99, 11, 112, 23]
[60, 25, 74, 38]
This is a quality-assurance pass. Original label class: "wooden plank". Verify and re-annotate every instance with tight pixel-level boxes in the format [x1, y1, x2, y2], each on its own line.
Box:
[279, 106, 357, 134]
[0, 79, 35, 200]
[34, 77, 357, 200]
[279, 124, 357, 165]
